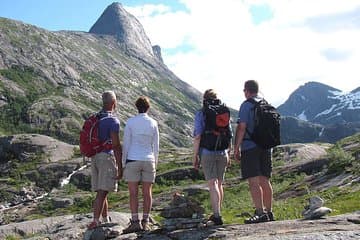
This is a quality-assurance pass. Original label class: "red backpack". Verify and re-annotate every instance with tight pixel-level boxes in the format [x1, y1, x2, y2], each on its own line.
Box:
[79, 113, 113, 157]
[200, 99, 232, 151]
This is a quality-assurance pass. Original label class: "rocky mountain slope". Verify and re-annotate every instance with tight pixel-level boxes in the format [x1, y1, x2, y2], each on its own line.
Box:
[278, 82, 360, 144]
[278, 82, 360, 124]
[0, 2, 201, 147]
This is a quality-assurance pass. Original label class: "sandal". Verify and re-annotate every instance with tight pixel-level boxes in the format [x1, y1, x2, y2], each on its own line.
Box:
[87, 220, 101, 229]
[244, 213, 269, 224]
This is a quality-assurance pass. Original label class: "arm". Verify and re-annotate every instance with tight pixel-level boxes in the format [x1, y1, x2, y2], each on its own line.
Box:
[192, 111, 203, 170]
[111, 131, 123, 180]
[153, 124, 159, 165]
[193, 134, 201, 170]
[234, 122, 246, 161]
[122, 123, 130, 168]
[227, 123, 233, 166]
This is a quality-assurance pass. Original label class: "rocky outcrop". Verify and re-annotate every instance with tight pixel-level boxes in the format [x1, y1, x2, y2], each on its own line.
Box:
[302, 196, 332, 220]
[152, 45, 163, 63]
[89, 2, 155, 61]
[0, 134, 81, 210]
[0, 211, 359, 240]
[0, 134, 75, 163]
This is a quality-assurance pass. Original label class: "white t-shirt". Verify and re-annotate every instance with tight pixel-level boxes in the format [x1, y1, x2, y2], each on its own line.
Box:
[122, 113, 159, 166]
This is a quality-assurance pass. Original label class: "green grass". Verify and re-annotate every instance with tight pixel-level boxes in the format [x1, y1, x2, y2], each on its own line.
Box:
[14, 133, 360, 226]
[5, 236, 21, 240]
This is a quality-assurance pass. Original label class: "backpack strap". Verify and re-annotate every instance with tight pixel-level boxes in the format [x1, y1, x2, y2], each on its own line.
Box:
[244, 98, 258, 141]
[96, 111, 114, 145]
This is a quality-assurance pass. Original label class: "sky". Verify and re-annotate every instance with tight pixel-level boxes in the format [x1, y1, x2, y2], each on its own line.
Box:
[1, 0, 360, 108]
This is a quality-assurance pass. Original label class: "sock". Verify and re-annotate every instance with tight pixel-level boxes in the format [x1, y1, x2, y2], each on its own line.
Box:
[131, 213, 139, 221]
[255, 208, 264, 215]
[102, 215, 110, 222]
[266, 208, 272, 213]
[142, 213, 149, 222]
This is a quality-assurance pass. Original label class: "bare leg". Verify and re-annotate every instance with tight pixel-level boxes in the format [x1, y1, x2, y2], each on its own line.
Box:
[101, 197, 108, 218]
[259, 176, 273, 212]
[247, 176, 264, 213]
[217, 179, 224, 208]
[142, 182, 153, 220]
[208, 178, 221, 216]
[128, 182, 139, 220]
[93, 190, 108, 222]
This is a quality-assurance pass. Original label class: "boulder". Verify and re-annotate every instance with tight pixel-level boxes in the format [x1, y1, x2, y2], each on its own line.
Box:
[302, 196, 332, 219]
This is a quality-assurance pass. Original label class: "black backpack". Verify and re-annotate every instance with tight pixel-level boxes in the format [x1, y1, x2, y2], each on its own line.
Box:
[246, 98, 281, 149]
[200, 99, 232, 150]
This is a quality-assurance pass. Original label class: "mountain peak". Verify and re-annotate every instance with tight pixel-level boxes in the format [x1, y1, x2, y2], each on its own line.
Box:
[89, 2, 155, 59]
[278, 81, 360, 124]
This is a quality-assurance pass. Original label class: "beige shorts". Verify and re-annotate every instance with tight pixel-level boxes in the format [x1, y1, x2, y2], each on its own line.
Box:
[123, 160, 156, 183]
[91, 152, 118, 192]
[201, 154, 227, 181]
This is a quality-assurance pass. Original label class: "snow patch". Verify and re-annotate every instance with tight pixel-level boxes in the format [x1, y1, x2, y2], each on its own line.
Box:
[315, 104, 336, 118]
[297, 111, 308, 121]
[328, 90, 343, 96]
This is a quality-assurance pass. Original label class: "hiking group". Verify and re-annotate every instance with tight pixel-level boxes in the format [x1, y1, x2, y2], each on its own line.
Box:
[81, 79, 280, 232]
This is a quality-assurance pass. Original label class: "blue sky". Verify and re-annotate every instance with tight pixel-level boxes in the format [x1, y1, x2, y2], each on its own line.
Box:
[1, 0, 360, 108]
[0, 0, 188, 31]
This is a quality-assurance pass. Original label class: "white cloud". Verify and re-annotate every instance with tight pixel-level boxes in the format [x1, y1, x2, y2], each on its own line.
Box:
[125, 0, 360, 108]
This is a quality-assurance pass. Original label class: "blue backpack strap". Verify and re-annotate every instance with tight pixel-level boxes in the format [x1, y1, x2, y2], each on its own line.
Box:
[244, 98, 258, 140]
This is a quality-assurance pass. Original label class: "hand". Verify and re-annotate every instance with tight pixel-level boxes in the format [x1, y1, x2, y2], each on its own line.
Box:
[193, 155, 200, 170]
[115, 167, 123, 180]
[234, 148, 241, 162]
[227, 156, 231, 167]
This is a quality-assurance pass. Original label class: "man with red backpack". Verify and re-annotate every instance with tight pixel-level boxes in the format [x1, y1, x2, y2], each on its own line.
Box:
[193, 89, 232, 225]
[87, 90, 123, 229]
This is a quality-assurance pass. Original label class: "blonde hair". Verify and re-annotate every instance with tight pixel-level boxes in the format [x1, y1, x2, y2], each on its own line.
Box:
[102, 91, 116, 106]
[203, 89, 217, 100]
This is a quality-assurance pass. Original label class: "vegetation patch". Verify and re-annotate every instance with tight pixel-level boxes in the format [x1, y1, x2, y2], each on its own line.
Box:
[11, 133, 360, 226]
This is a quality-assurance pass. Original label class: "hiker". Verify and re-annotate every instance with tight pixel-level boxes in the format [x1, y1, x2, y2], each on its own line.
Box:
[234, 80, 275, 223]
[193, 89, 232, 226]
[122, 96, 159, 233]
[88, 90, 123, 229]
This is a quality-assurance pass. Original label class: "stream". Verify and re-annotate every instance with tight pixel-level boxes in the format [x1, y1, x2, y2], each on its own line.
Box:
[0, 163, 89, 212]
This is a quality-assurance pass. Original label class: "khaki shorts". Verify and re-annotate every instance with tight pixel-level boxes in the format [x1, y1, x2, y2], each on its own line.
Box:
[123, 160, 156, 183]
[201, 154, 227, 181]
[91, 152, 118, 192]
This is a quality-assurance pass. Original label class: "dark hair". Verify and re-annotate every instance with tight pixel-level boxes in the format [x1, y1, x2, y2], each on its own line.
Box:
[203, 89, 217, 100]
[244, 80, 259, 94]
[135, 96, 150, 113]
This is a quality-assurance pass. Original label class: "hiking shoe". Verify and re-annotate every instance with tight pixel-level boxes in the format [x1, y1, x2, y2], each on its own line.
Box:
[141, 219, 152, 231]
[244, 213, 269, 224]
[122, 219, 142, 234]
[267, 211, 275, 221]
[208, 214, 224, 225]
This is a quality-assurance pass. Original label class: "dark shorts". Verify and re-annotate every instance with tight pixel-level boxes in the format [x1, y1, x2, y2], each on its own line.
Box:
[241, 146, 272, 179]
